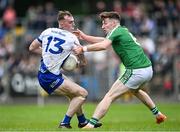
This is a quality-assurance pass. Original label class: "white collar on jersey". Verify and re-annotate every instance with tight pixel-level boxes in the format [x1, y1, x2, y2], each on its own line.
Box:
[106, 24, 120, 38]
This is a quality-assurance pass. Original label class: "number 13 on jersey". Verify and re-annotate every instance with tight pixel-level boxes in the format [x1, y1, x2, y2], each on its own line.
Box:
[45, 36, 66, 54]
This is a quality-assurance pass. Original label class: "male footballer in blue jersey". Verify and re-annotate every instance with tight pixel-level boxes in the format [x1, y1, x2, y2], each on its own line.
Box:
[29, 10, 101, 129]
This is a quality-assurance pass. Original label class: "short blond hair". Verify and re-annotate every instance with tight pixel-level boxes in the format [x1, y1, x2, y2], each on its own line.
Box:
[57, 10, 72, 21]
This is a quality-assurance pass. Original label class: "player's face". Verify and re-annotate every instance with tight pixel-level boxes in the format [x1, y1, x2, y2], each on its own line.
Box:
[102, 18, 116, 34]
[59, 15, 75, 32]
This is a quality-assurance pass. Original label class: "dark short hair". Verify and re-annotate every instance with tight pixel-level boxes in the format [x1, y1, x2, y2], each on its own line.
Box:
[57, 10, 72, 21]
[99, 11, 120, 21]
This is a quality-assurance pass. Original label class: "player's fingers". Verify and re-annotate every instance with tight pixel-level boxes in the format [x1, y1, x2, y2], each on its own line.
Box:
[73, 47, 83, 55]
[74, 42, 79, 46]
[72, 48, 79, 55]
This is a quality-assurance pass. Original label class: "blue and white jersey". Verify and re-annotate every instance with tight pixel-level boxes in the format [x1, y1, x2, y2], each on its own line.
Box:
[37, 28, 79, 75]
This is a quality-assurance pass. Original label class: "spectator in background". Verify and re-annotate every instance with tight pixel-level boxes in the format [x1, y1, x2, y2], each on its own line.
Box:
[44, 1, 57, 27]
[82, 16, 97, 36]
[95, 0, 107, 14]
[112, 0, 122, 14]
[26, 5, 37, 29]
[138, 33, 156, 66]
[130, 6, 143, 36]
[140, 14, 157, 40]
[163, 73, 173, 96]
[2, 5, 16, 30]
[36, 5, 46, 29]
[124, 1, 136, 17]
[26, 5, 46, 30]
[166, 0, 179, 37]
[0, 0, 11, 17]
[0, 58, 5, 95]
[152, 0, 169, 36]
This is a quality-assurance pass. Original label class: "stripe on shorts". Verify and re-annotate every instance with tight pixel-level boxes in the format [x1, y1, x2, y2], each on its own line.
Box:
[119, 69, 132, 84]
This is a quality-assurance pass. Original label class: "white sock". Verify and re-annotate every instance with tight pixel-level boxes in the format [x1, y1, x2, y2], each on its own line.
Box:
[155, 111, 161, 116]
[87, 123, 94, 127]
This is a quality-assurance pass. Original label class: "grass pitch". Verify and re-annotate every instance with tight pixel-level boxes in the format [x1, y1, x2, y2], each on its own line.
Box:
[0, 102, 180, 131]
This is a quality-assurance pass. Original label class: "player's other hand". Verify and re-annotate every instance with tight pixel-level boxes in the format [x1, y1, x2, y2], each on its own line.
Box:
[73, 46, 83, 55]
[72, 29, 80, 38]
[72, 29, 85, 40]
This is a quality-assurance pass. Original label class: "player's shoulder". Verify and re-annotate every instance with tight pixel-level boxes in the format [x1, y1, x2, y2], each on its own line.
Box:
[51, 28, 76, 37]
[113, 26, 129, 36]
[40, 28, 53, 35]
[118, 26, 129, 33]
[43, 28, 63, 34]
[41, 28, 78, 41]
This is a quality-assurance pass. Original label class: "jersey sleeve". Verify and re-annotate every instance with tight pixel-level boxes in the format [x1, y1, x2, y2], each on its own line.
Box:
[72, 34, 81, 47]
[37, 29, 49, 45]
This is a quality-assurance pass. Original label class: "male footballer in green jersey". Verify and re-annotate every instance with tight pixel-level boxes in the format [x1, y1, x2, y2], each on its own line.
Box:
[73, 11, 167, 129]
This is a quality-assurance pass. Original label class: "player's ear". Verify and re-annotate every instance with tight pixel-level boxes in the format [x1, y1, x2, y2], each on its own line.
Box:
[112, 20, 117, 26]
[59, 20, 64, 28]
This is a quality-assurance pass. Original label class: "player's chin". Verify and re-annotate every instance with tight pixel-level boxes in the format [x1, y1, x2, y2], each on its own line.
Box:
[103, 30, 108, 34]
[70, 28, 74, 31]
[66, 28, 74, 33]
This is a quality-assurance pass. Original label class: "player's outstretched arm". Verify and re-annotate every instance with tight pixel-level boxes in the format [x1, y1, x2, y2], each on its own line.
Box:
[74, 29, 105, 43]
[73, 39, 112, 55]
[29, 39, 42, 55]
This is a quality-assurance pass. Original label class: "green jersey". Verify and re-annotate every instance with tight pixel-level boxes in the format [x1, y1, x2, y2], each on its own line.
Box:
[106, 26, 151, 69]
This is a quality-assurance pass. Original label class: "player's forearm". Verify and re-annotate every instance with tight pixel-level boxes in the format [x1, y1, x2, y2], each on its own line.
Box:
[84, 43, 107, 51]
[82, 35, 105, 43]
[29, 47, 42, 55]
[32, 48, 42, 55]
[83, 39, 111, 52]
[29, 39, 42, 55]
[73, 39, 111, 55]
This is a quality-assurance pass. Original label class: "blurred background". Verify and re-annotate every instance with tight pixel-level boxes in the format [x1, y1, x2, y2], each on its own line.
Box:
[0, 0, 180, 105]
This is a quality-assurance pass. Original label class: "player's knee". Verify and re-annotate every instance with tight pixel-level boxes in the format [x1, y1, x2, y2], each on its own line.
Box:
[104, 93, 116, 102]
[77, 90, 88, 102]
[130, 89, 139, 95]
[79, 89, 88, 99]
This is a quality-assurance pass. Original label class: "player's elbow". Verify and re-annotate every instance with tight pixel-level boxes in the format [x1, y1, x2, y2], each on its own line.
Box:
[29, 45, 34, 52]
[99, 40, 111, 50]
[29, 45, 35, 52]
[29, 42, 38, 52]
[101, 46, 107, 50]
[29, 40, 40, 52]
[100, 44, 108, 50]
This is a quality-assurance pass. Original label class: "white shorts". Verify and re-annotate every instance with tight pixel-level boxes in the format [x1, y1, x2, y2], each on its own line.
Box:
[119, 66, 153, 89]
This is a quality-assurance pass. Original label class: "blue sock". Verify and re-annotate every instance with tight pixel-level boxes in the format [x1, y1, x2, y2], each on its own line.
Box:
[62, 115, 72, 124]
[77, 114, 86, 124]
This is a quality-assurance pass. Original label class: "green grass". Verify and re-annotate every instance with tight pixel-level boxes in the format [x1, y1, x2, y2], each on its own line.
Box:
[0, 103, 180, 131]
